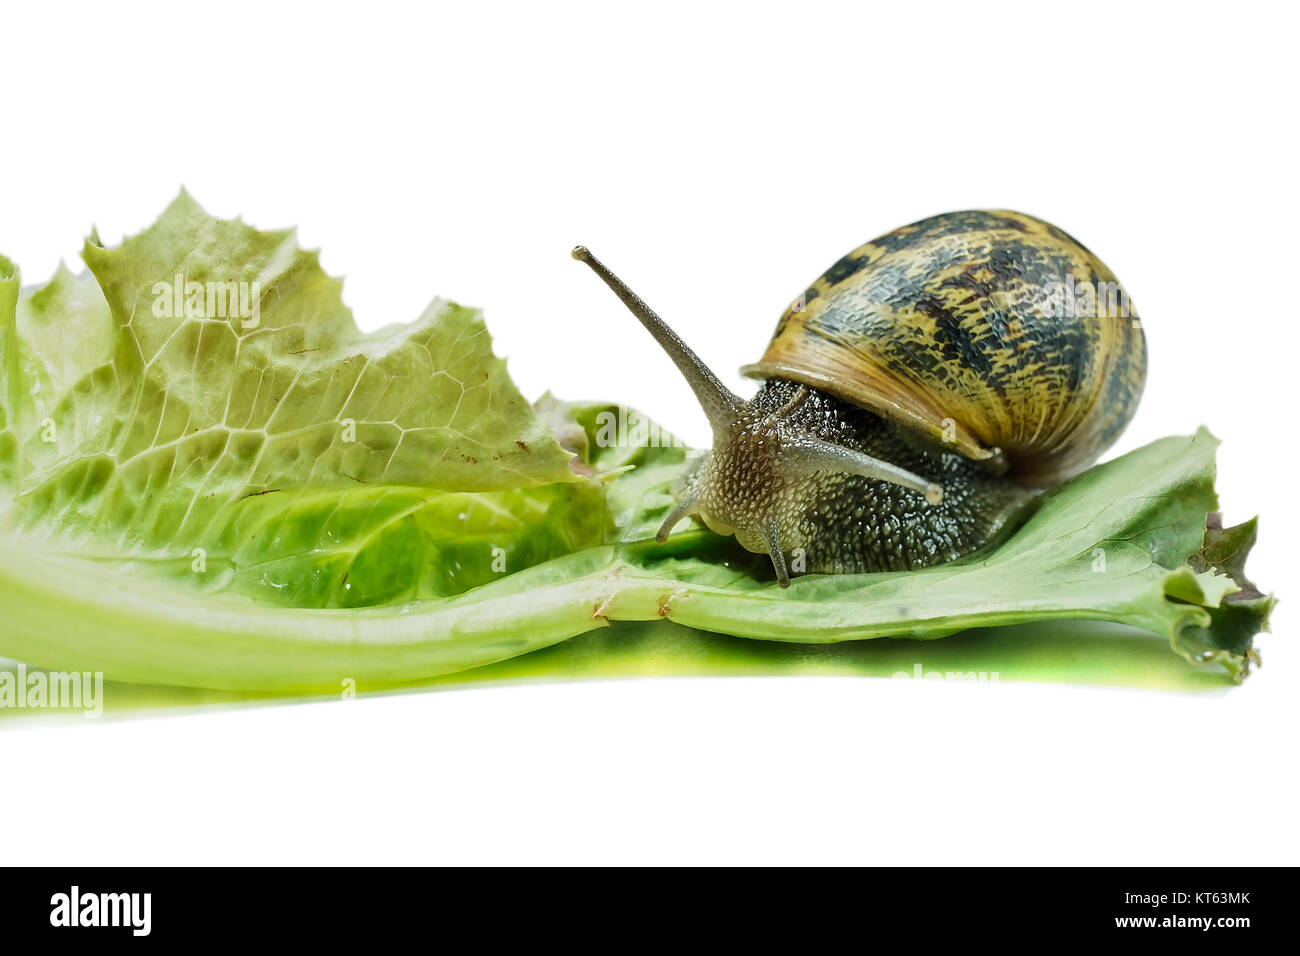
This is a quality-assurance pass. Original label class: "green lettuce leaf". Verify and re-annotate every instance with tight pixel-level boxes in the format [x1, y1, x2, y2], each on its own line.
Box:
[1, 194, 594, 605]
[1, 192, 577, 539]
[0, 199, 1273, 692]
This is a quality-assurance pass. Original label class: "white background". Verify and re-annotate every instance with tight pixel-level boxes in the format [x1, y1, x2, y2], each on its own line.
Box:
[2, 1, 1296, 865]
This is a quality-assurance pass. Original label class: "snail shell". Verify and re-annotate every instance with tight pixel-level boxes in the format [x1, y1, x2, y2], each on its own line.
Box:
[742, 209, 1146, 485]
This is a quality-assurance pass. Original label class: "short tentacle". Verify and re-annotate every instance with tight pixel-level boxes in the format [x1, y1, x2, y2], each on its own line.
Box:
[763, 522, 791, 588]
[655, 492, 701, 544]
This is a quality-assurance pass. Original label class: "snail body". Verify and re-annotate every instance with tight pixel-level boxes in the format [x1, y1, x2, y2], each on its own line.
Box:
[573, 210, 1146, 586]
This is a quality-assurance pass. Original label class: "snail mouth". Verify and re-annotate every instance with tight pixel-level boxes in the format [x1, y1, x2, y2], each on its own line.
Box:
[651, 433, 789, 581]
[696, 510, 737, 541]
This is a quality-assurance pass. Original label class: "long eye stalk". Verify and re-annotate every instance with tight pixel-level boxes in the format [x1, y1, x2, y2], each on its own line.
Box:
[572, 246, 743, 434]
[782, 437, 944, 505]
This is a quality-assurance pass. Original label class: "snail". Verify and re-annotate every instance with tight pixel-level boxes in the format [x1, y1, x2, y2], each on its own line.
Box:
[572, 209, 1146, 587]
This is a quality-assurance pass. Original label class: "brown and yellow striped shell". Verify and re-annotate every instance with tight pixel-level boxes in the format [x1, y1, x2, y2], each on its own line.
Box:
[741, 210, 1146, 486]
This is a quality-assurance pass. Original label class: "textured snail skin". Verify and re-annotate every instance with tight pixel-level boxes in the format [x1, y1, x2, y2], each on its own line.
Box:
[681, 379, 1032, 574]
[742, 210, 1147, 486]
